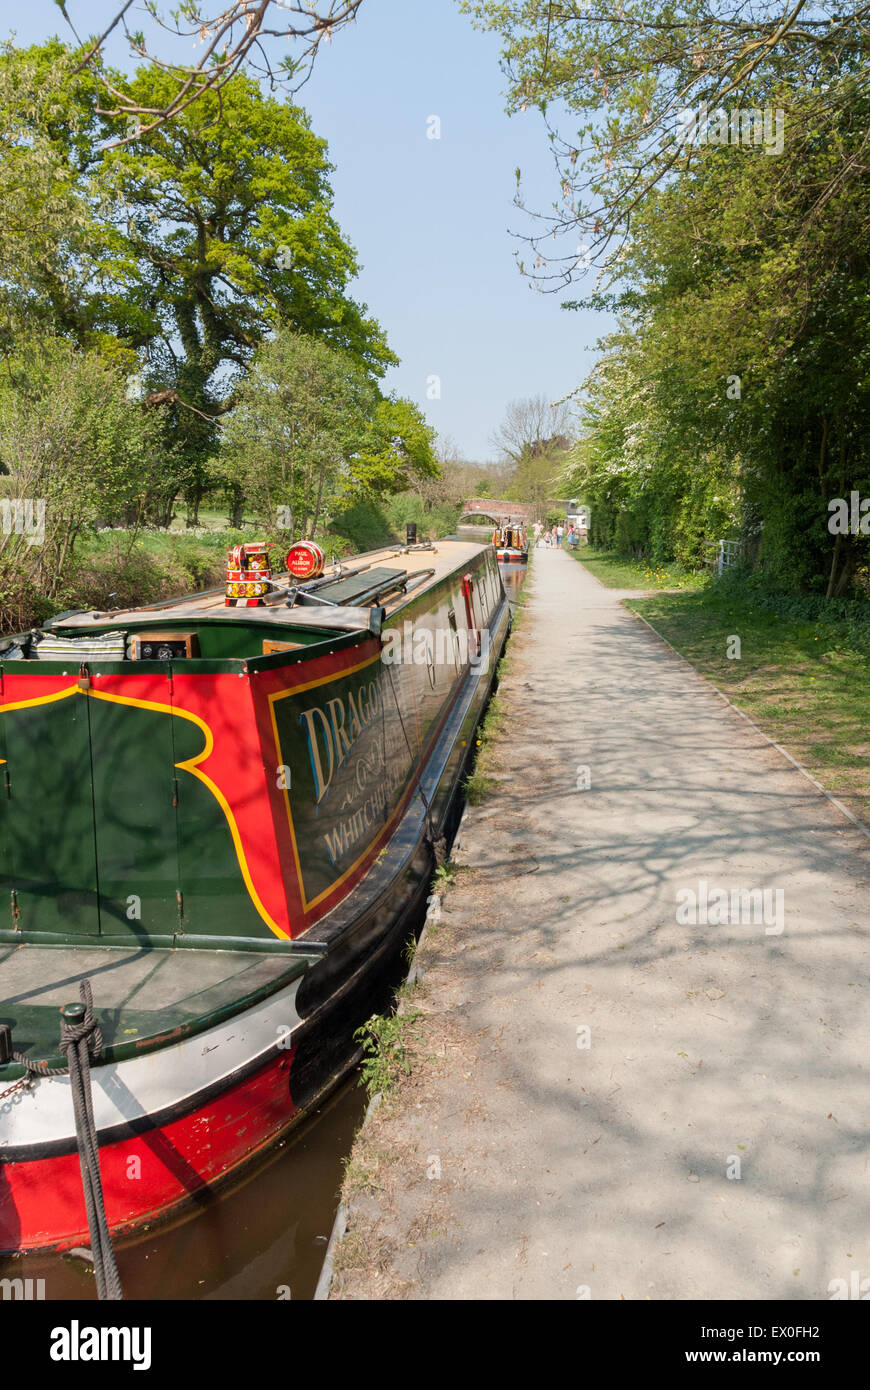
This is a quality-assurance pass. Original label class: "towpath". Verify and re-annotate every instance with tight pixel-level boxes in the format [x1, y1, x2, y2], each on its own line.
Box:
[330, 549, 870, 1300]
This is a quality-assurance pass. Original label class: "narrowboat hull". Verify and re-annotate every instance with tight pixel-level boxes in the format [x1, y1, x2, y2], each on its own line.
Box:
[0, 539, 508, 1252]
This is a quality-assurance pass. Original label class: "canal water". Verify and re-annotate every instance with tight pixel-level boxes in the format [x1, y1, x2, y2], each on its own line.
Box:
[0, 561, 528, 1303]
[0, 1077, 368, 1302]
[499, 562, 527, 609]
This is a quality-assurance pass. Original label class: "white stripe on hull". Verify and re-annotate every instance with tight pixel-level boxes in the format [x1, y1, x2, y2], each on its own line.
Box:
[0, 977, 303, 1150]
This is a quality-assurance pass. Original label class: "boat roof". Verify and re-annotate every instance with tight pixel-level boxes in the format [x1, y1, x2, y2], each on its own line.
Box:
[50, 538, 490, 635]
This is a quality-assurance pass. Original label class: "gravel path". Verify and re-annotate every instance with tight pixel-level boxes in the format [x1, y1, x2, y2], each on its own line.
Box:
[332, 549, 870, 1300]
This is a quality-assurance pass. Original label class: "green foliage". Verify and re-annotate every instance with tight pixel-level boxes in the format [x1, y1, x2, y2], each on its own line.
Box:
[469, 5, 870, 598]
[461, 1, 869, 268]
[102, 62, 397, 515]
[560, 81, 870, 595]
[220, 328, 377, 537]
[326, 500, 395, 552]
[354, 1009, 422, 1098]
[381, 491, 460, 541]
[0, 40, 401, 525]
[102, 61, 394, 371]
[220, 328, 439, 540]
[0, 334, 169, 618]
[715, 570, 870, 659]
[431, 859, 459, 891]
[0, 41, 111, 344]
[68, 530, 233, 612]
[346, 397, 440, 502]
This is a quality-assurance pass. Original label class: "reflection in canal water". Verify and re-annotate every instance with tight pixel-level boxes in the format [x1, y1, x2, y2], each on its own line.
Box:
[500, 562, 528, 609]
[0, 1077, 367, 1302]
[0, 559, 528, 1304]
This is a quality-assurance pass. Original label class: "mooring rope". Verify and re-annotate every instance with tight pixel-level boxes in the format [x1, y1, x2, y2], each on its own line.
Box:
[13, 979, 123, 1300]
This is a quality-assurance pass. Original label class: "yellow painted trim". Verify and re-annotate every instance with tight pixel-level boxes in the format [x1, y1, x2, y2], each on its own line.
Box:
[0, 681, 289, 941]
[268, 650, 403, 914]
[1, 685, 79, 713]
[270, 650, 381, 702]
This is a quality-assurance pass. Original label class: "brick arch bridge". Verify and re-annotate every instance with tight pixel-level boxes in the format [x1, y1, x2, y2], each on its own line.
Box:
[459, 499, 538, 526]
[458, 498, 578, 527]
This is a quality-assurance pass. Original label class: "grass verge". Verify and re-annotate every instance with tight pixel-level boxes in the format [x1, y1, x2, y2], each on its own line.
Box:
[565, 543, 705, 591]
[463, 694, 506, 805]
[463, 555, 533, 804]
[627, 585, 870, 826]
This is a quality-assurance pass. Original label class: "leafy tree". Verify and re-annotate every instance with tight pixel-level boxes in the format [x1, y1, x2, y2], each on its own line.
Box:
[507, 446, 566, 521]
[0, 335, 168, 620]
[461, 1, 870, 287]
[0, 44, 396, 521]
[0, 42, 112, 344]
[221, 331, 371, 539]
[104, 64, 395, 518]
[346, 398, 440, 500]
[59, 2, 365, 138]
[220, 329, 437, 541]
[563, 89, 870, 592]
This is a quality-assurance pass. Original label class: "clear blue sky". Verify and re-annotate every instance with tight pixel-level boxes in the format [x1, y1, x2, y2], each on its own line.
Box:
[7, 1, 611, 462]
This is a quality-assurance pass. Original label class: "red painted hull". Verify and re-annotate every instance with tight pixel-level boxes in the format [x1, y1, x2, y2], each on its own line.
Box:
[0, 1049, 298, 1252]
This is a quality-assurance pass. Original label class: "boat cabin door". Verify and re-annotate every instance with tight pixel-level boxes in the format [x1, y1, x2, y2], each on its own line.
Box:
[1, 678, 181, 939]
[1, 688, 101, 935]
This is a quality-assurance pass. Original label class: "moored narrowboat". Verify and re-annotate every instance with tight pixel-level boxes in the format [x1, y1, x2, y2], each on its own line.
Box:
[0, 537, 509, 1253]
[492, 524, 529, 564]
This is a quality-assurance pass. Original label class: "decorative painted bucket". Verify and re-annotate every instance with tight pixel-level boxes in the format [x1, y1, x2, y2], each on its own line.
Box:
[286, 541, 325, 581]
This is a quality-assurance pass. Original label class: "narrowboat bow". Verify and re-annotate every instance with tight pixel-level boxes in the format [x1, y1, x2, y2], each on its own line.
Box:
[0, 538, 509, 1252]
[492, 524, 529, 565]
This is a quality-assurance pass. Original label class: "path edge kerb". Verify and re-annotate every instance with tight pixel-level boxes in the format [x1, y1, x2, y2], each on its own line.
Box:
[313, 887, 444, 1301]
[315, 558, 538, 1299]
[625, 604, 870, 845]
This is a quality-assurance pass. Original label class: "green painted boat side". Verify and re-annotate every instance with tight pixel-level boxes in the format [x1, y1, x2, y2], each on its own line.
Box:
[0, 538, 506, 960]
